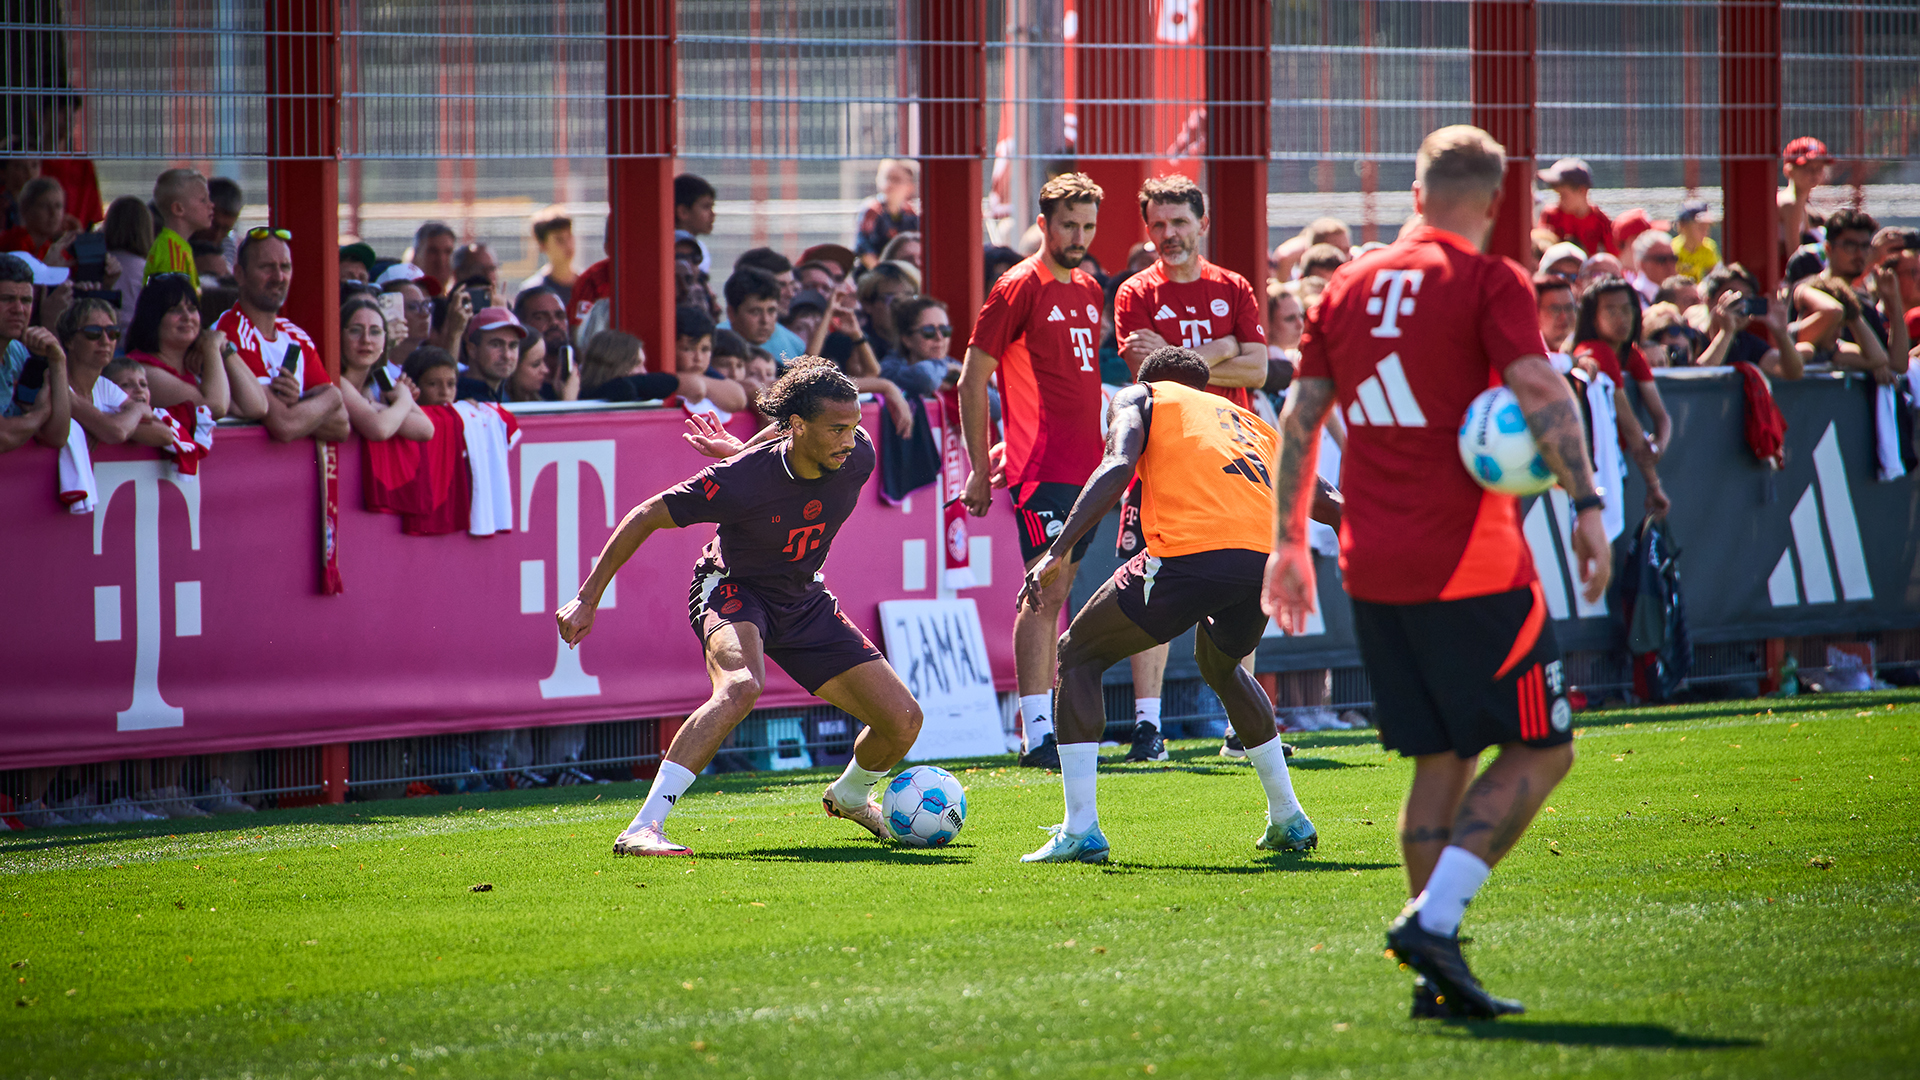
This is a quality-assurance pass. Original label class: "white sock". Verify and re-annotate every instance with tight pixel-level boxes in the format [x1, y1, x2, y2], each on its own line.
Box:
[828, 760, 889, 809]
[1413, 846, 1492, 936]
[1020, 693, 1054, 748]
[1244, 735, 1303, 823]
[1133, 696, 1162, 732]
[631, 761, 697, 830]
[1058, 742, 1100, 834]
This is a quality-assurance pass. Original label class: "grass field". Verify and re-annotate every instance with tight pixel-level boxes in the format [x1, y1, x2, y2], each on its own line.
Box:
[4, 691, 1918, 1080]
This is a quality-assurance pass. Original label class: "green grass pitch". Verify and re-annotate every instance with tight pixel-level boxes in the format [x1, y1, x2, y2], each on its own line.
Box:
[4, 691, 1918, 1079]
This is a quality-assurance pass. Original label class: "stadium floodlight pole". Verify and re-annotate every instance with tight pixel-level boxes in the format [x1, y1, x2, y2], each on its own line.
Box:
[1205, 0, 1271, 291]
[607, 0, 677, 372]
[1468, 0, 1537, 267]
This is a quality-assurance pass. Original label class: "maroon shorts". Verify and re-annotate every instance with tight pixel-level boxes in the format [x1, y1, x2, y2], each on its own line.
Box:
[688, 558, 883, 695]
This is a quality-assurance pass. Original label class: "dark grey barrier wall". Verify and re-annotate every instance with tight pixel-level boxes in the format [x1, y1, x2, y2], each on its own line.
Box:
[1063, 370, 1920, 684]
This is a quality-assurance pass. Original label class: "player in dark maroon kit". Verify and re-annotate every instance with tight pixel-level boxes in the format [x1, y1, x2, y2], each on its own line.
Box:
[957, 172, 1108, 768]
[557, 359, 924, 856]
[1265, 127, 1609, 1019]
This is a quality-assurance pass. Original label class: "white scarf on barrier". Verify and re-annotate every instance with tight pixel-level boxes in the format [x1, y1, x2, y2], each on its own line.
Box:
[1584, 372, 1626, 542]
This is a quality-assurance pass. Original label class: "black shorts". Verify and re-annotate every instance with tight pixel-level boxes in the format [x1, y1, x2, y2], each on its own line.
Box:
[689, 559, 884, 695]
[1112, 547, 1269, 659]
[1115, 478, 1146, 558]
[1352, 583, 1572, 759]
[1010, 480, 1095, 565]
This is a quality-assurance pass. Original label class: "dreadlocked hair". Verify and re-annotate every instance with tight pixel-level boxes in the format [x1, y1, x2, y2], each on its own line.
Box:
[755, 356, 860, 430]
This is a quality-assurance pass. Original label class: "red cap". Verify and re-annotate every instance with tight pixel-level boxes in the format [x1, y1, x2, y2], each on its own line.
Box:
[1612, 208, 1670, 252]
[468, 306, 527, 339]
[1782, 136, 1830, 167]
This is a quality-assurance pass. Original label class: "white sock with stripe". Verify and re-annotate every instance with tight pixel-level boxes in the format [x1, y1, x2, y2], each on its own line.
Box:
[1020, 693, 1054, 748]
[632, 760, 697, 830]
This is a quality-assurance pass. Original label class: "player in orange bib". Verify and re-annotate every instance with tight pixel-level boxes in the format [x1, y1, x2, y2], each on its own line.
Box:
[1012, 347, 1325, 864]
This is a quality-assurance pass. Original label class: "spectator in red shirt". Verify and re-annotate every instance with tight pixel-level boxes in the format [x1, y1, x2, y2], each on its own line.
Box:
[124, 272, 266, 421]
[1537, 158, 1616, 257]
[218, 230, 348, 442]
[1571, 277, 1672, 517]
[0, 177, 68, 261]
[570, 214, 613, 332]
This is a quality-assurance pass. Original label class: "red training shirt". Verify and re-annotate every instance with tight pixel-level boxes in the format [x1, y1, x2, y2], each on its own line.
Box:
[1113, 258, 1264, 410]
[570, 258, 612, 329]
[967, 253, 1106, 491]
[1539, 202, 1617, 257]
[1298, 226, 1548, 605]
[1571, 339, 1654, 386]
[215, 308, 330, 393]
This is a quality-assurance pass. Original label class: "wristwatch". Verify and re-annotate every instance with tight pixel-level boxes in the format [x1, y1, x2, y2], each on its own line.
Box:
[1571, 491, 1606, 514]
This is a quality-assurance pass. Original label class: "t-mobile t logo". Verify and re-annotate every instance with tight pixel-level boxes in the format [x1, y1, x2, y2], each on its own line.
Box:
[1365, 269, 1424, 338]
[1178, 319, 1212, 347]
[1068, 326, 1095, 371]
[520, 440, 616, 699]
[92, 460, 203, 731]
[784, 523, 828, 560]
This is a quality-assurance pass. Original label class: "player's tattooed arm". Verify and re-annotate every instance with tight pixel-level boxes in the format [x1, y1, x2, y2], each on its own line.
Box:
[1503, 355, 1598, 502]
[1271, 377, 1335, 548]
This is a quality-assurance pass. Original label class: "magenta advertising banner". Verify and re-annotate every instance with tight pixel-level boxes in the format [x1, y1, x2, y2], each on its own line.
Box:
[0, 402, 1026, 770]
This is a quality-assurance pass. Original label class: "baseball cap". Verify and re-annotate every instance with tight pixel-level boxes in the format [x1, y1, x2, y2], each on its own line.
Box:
[467, 306, 527, 339]
[1537, 157, 1593, 188]
[1781, 136, 1830, 167]
[1612, 208, 1671, 252]
[375, 261, 426, 286]
[1675, 199, 1717, 224]
[339, 241, 378, 270]
[2, 251, 70, 286]
[799, 243, 857, 276]
[1539, 241, 1587, 270]
[787, 289, 830, 316]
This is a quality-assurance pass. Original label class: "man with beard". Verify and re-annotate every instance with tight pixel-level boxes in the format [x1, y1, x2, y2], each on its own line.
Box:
[214, 229, 348, 442]
[958, 172, 1108, 768]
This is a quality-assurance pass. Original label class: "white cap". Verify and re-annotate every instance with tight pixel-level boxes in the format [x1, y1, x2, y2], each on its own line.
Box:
[374, 261, 426, 286]
[1, 250, 70, 286]
[1539, 241, 1587, 270]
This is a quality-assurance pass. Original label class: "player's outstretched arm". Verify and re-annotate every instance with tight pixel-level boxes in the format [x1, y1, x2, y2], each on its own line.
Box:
[956, 346, 999, 516]
[556, 496, 680, 646]
[683, 413, 783, 459]
[1262, 376, 1334, 632]
[1018, 385, 1149, 610]
[1504, 354, 1611, 603]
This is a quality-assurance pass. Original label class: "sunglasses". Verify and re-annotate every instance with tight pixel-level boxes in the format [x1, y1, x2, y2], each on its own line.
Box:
[913, 324, 954, 340]
[75, 325, 121, 342]
[246, 226, 293, 242]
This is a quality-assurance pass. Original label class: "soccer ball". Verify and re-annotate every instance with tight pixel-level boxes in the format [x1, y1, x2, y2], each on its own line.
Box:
[881, 766, 967, 848]
[1458, 387, 1555, 496]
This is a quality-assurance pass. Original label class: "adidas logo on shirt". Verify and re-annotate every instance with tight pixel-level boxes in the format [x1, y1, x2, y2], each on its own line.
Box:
[1768, 422, 1873, 606]
[1155, 304, 1177, 320]
[1343, 353, 1427, 427]
[1047, 306, 1065, 322]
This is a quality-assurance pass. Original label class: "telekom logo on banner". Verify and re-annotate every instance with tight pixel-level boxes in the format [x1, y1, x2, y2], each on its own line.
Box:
[92, 460, 202, 731]
[519, 440, 616, 699]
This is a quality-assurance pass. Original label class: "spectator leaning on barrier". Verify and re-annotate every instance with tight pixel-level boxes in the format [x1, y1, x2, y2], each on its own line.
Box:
[217, 228, 348, 443]
[1795, 207, 1910, 382]
[1538, 157, 1615, 257]
[124, 272, 263, 421]
[881, 294, 957, 397]
[675, 304, 716, 375]
[457, 307, 527, 403]
[521, 205, 577, 307]
[508, 329, 574, 404]
[1672, 200, 1720, 280]
[854, 158, 920, 270]
[1696, 263, 1802, 380]
[1571, 277, 1672, 519]
[0, 253, 71, 453]
[337, 296, 432, 442]
[58, 298, 160, 448]
[0, 176, 66, 260]
[147, 168, 212, 290]
[1640, 302, 1701, 367]
[577, 327, 713, 407]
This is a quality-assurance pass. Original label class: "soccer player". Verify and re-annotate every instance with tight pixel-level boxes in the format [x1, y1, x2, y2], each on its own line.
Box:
[1015, 347, 1319, 864]
[958, 172, 1107, 769]
[1263, 126, 1610, 1019]
[556, 359, 925, 856]
[1110, 174, 1269, 761]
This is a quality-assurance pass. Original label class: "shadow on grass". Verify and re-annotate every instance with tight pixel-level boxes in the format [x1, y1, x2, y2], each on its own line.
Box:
[1431, 1020, 1760, 1049]
[688, 844, 971, 865]
[1099, 858, 1398, 876]
[1572, 688, 1919, 730]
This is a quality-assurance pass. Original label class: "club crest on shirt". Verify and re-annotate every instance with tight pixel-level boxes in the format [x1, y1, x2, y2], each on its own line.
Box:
[803, 499, 824, 521]
[1210, 298, 1231, 317]
[1086, 304, 1099, 323]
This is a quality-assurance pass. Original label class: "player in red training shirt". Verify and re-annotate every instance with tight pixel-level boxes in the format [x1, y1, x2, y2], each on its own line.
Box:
[557, 360, 924, 857]
[1264, 127, 1609, 1021]
[958, 172, 1107, 769]
[1109, 173, 1271, 762]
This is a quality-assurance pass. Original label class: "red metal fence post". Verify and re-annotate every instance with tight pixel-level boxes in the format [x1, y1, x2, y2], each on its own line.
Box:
[918, 1, 986, 359]
[1720, 0, 1783, 290]
[607, 0, 677, 372]
[1206, 0, 1271, 290]
[266, 0, 340, 379]
[1076, 4, 1151, 275]
[321, 742, 350, 804]
[1469, 0, 1537, 266]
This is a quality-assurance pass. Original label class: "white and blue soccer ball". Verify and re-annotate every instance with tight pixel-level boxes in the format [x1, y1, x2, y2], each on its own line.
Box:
[1458, 387, 1556, 496]
[881, 765, 967, 848]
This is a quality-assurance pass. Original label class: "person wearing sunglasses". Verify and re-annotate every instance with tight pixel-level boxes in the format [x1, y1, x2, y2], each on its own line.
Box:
[214, 227, 349, 442]
[123, 271, 264, 422]
[57, 297, 170, 448]
[878, 294, 957, 398]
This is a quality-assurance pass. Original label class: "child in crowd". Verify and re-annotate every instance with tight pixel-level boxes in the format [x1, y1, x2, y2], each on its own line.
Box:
[1672, 200, 1721, 280]
[710, 327, 753, 377]
[103, 355, 152, 407]
[405, 347, 460, 406]
[146, 168, 213, 289]
[1537, 158, 1616, 257]
[742, 352, 778, 397]
[709, 348, 745, 383]
[674, 304, 715, 375]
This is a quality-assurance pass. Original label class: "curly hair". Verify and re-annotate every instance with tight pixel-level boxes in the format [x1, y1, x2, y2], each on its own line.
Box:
[755, 356, 860, 430]
[1137, 346, 1211, 390]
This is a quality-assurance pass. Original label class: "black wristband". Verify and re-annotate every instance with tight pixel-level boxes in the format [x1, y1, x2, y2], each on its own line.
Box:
[1571, 492, 1606, 514]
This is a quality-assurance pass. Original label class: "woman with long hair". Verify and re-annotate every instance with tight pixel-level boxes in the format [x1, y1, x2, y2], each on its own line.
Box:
[102, 195, 154, 331]
[336, 296, 431, 441]
[123, 272, 266, 420]
[1571, 276, 1672, 522]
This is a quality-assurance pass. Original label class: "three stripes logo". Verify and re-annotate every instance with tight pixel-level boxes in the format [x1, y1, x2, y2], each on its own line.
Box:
[1522, 488, 1607, 620]
[1767, 422, 1873, 606]
[1343, 353, 1427, 428]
